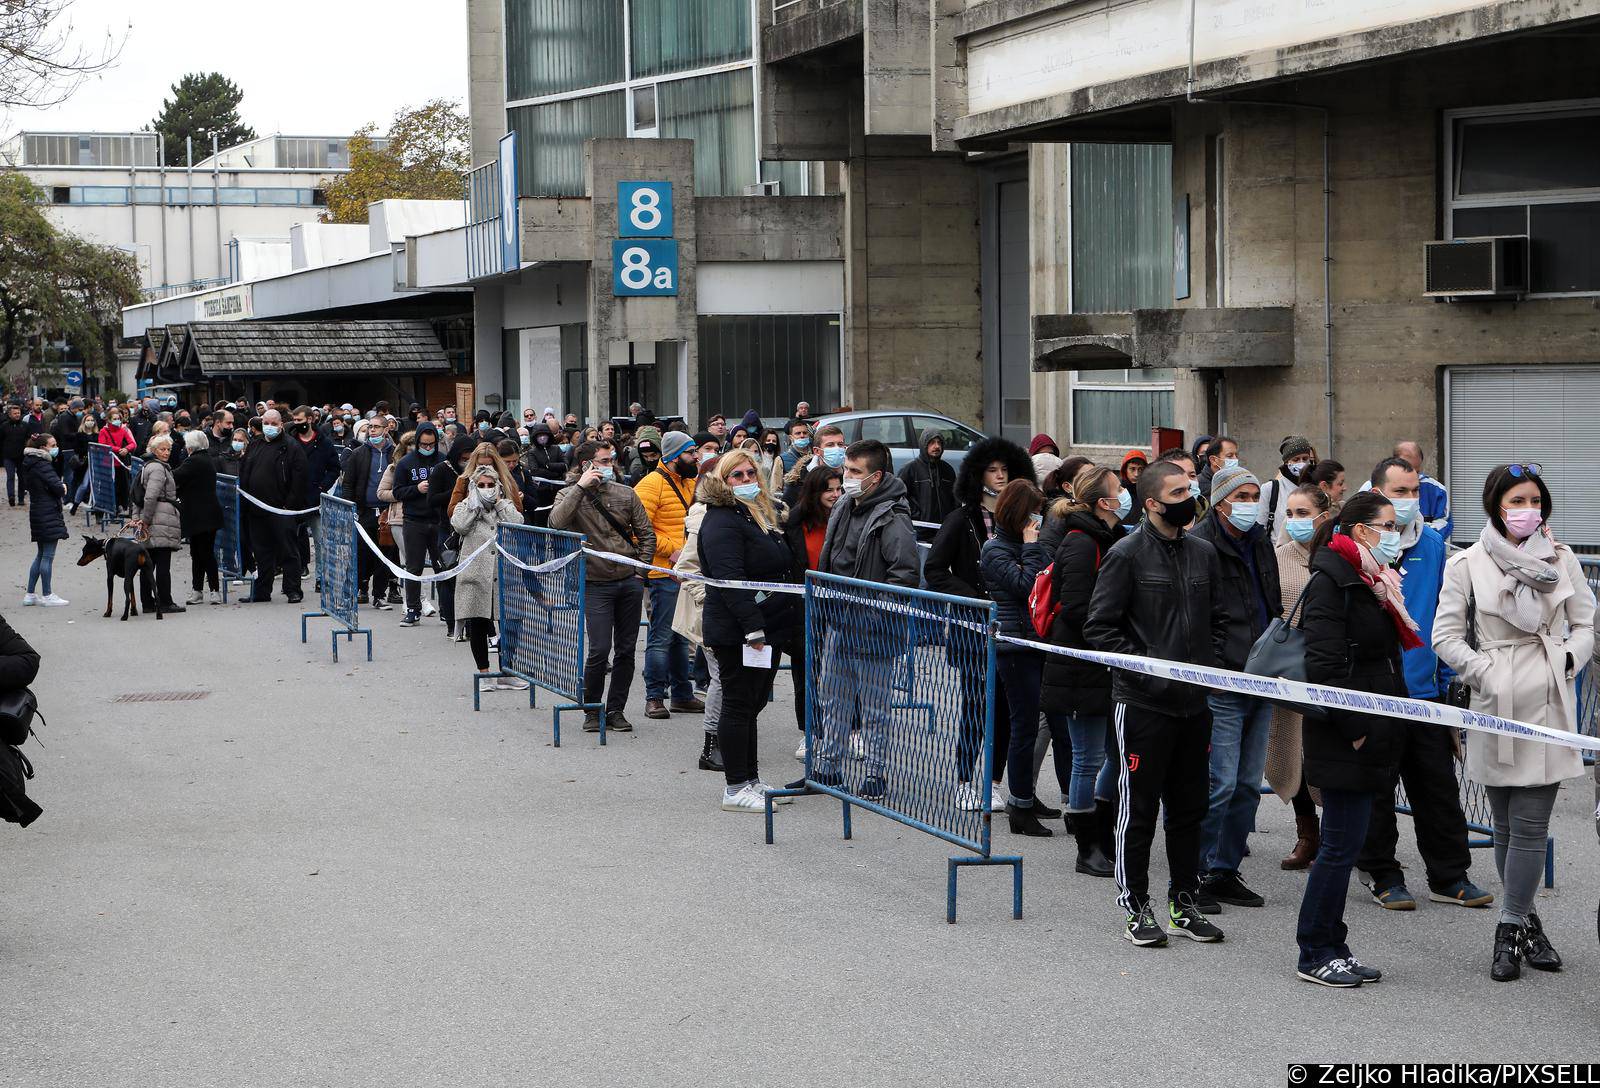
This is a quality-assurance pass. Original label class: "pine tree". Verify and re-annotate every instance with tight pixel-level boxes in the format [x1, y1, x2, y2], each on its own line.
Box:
[150, 72, 256, 165]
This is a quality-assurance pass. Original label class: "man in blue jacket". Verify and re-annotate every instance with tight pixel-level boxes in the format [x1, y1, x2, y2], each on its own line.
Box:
[1361, 456, 1491, 912]
[1394, 440, 1452, 540]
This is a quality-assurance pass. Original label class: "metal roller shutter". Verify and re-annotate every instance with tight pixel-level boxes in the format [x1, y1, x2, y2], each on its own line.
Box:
[1446, 365, 1600, 549]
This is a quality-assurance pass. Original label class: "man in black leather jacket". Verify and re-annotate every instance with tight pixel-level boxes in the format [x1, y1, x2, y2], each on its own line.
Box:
[1085, 461, 1233, 947]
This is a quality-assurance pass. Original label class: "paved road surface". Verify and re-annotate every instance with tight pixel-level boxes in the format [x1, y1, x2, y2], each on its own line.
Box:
[2, 519, 1597, 1086]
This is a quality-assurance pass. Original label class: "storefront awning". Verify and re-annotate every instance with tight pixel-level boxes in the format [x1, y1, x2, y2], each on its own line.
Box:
[182, 320, 450, 377]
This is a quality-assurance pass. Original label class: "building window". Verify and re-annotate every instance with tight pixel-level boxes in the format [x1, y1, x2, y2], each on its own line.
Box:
[508, 93, 627, 198]
[631, 84, 658, 135]
[658, 70, 756, 197]
[630, 0, 751, 79]
[1070, 370, 1175, 448]
[697, 314, 841, 421]
[1446, 101, 1600, 296]
[505, 0, 626, 100]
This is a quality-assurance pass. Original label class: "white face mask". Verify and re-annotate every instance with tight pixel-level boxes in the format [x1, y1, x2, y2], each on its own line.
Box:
[476, 486, 497, 501]
[841, 476, 863, 497]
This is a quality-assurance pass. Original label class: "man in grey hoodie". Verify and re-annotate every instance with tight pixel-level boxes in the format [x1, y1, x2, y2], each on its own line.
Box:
[811, 439, 921, 798]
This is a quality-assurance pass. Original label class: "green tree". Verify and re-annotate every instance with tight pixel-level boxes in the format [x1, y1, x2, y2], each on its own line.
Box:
[321, 99, 470, 224]
[150, 72, 256, 165]
[0, 172, 141, 383]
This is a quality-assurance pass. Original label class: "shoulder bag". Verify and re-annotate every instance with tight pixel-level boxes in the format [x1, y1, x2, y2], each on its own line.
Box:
[1243, 570, 1326, 720]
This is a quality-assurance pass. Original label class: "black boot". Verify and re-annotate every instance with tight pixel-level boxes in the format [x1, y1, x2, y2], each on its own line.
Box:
[697, 732, 724, 772]
[1524, 913, 1562, 972]
[1006, 802, 1054, 837]
[1491, 921, 1524, 982]
[1067, 812, 1114, 877]
[1095, 798, 1117, 862]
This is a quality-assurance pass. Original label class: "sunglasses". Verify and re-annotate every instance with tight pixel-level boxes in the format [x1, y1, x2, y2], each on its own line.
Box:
[727, 468, 758, 482]
[1507, 463, 1542, 479]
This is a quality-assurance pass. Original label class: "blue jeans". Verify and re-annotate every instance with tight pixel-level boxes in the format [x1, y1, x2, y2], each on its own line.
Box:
[1296, 787, 1374, 971]
[28, 539, 57, 595]
[643, 577, 692, 702]
[4, 459, 21, 504]
[1201, 690, 1273, 874]
[815, 627, 892, 778]
[1061, 714, 1108, 814]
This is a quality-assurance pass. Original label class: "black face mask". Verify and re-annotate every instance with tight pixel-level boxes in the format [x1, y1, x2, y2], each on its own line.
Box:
[764, 443, 779, 456]
[1156, 495, 1197, 527]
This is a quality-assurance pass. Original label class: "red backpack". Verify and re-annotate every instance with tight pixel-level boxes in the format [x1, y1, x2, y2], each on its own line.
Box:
[1028, 530, 1100, 638]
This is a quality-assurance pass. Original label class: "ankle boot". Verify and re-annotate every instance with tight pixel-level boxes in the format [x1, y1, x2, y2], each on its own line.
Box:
[697, 732, 724, 772]
[1281, 810, 1321, 870]
[1094, 798, 1117, 861]
[1067, 812, 1114, 877]
[1523, 913, 1562, 971]
[1491, 921, 1524, 982]
[1005, 802, 1054, 837]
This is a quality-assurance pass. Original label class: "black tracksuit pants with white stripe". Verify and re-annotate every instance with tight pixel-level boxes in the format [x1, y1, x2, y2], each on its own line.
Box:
[1114, 701, 1213, 913]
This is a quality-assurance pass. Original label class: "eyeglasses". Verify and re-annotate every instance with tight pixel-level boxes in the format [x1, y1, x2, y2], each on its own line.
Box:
[1364, 520, 1399, 533]
[727, 468, 758, 482]
[1507, 463, 1542, 479]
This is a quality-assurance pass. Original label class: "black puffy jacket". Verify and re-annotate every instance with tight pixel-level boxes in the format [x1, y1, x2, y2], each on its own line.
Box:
[172, 448, 223, 536]
[978, 528, 1049, 655]
[922, 504, 989, 601]
[1041, 509, 1125, 717]
[20, 449, 66, 543]
[698, 498, 801, 648]
[1083, 524, 1233, 715]
[1301, 544, 1405, 793]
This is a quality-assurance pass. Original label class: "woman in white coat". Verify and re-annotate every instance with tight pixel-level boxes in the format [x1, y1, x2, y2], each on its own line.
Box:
[1434, 462, 1595, 982]
[449, 457, 528, 692]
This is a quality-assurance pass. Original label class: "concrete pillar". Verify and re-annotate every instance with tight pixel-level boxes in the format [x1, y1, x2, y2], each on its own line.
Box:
[467, 0, 507, 169]
[473, 284, 504, 406]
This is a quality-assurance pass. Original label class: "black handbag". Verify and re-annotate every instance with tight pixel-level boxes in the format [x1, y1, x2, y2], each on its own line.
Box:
[0, 687, 38, 747]
[0, 743, 40, 826]
[1243, 571, 1327, 721]
[1445, 588, 1478, 709]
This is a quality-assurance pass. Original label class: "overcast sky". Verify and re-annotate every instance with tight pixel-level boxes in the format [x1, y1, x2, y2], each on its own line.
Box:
[7, 0, 470, 137]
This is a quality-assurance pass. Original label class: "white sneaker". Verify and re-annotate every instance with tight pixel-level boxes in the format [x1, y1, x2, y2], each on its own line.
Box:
[747, 779, 794, 805]
[720, 784, 765, 812]
[849, 732, 867, 760]
[20, 593, 36, 606]
[39, 594, 69, 607]
[953, 782, 984, 811]
[794, 739, 808, 761]
[208, 591, 223, 606]
[494, 675, 530, 691]
[989, 785, 1007, 812]
[186, 590, 205, 605]
[421, 599, 437, 617]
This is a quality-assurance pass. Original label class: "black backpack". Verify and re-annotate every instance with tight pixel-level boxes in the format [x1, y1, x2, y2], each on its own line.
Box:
[0, 744, 39, 827]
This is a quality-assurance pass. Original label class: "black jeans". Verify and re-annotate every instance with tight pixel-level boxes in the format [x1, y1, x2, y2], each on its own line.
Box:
[401, 520, 443, 614]
[149, 546, 174, 606]
[999, 650, 1073, 806]
[245, 510, 300, 599]
[467, 617, 495, 671]
[712, 643, 779, 787]
[956, 659, 1010, 785]
[778, 635, 808, 734]
[5, 458, 22, 504]
[1359, 721, 1471, 892]
[1297, 787, 1374, 970]
[581, 577, 644, 715]
[1113, 701, 1213, 912]
[356, 507, 390, 599]
[190, 529, 219, 592]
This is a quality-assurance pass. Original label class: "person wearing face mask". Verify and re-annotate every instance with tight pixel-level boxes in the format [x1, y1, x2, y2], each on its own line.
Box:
[782, 424, 848, 507]
[1085, 461, 1233, 948]
[1260, 435, 1317, 545]
[519, 422, 567, 526]
[97, 409, 138, 514]
[20, 435, 68, 607]
[448, 460, 528, 691]
[551, 440, 656, 733]
[1197, 436, 1239, 501]
[1294, 490, 1424, 988]
[238, 409, 308, 604]
[1189, 465, 1283, 911]
[1266, 484, 1335, 870]
[1394, 440, 1452, 540]
[172, 429, 224, 606]
[1357, 455, 1490, 913]
[924, 437, 1035, 813]
[897, 428, 957, 528]
[292, 406, 341, 586]
[1434, 463, 1594, 982]
[772, 419, 814, 493]
[627, 433, 662, 487]
[812, 439, 921, 798]
[634, 431, 705, 721]
[390, 423, 448, 628]
[1039, 464, 1131, 872]
[217, 428, 247, 478]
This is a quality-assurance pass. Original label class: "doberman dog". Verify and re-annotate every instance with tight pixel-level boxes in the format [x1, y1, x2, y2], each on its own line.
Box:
[76, 535, 162, 621]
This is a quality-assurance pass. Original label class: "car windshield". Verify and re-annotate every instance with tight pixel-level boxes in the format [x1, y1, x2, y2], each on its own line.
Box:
[910, 416, 976, 451]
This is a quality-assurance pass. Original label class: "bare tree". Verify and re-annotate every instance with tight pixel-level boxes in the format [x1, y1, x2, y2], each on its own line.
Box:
[0, 0, 126, 112]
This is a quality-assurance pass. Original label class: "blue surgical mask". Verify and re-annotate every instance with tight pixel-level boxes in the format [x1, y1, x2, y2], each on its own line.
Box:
[478, 422, 490, 433]
[1371, 529, 1403, 566]
[1115, 489, 1133, 519]
[733, 482, 762, 501]
[47, 447, 57, 459]
[596, 465, 614, 482]
[1223, 457, 1239, 470]
[1286, 517, 1317, 544]
[1225, 500, 1259, 531]
[821, 446, 846, 469]
[262, 424, 281, 439]
[232, 440, 246, 452]
[519, 432, 530, 445]
[1391, 496, 1419, 526]
[1188, 479, 1201, 501]
[418, 445, 436, 457]
[793, 437, 811, 450]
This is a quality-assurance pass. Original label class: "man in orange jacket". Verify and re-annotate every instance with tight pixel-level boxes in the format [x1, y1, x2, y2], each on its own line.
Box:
[634, 430, 706, 719]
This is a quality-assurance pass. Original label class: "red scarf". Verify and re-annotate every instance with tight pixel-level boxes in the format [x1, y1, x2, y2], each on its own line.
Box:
[1327, 534, 1425, 651]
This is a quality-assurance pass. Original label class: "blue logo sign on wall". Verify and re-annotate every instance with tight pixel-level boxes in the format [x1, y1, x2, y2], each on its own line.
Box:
[612, 239, 679, 297]
[618, 181, 673, 238]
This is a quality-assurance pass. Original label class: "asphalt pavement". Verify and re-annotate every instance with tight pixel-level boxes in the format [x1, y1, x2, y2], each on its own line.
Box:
[2, 512, 1598, 1087]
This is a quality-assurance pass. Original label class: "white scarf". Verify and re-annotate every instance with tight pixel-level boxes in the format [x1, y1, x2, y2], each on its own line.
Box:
[1478, 523, 1560, 634]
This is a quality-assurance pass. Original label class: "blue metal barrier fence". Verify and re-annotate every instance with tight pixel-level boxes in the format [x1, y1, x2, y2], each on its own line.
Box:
[87, 442, 119, 525]
[766, 570, 1022, 923]
[213, 474, 255, 602]
[495, 522, 603, 746]
[299, 494, 370, 661]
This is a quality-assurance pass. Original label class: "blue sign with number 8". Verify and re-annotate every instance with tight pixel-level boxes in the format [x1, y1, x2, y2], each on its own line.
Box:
[618, 181, 673, 238]
[612, 239, 679, 296]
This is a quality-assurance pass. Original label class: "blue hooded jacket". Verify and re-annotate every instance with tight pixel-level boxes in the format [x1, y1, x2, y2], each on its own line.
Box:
[1396, 524, 1452, 698]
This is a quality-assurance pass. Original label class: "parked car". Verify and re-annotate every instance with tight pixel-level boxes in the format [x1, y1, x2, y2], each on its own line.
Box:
[811, 410, 986, 477]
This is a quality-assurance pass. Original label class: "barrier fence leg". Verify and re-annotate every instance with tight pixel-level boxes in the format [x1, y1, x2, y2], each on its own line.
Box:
[840, 798, 852, 840]
[1545, 836, 1556, 889]
[947, 855, 1025, 924]
[301, 609, 328, 644]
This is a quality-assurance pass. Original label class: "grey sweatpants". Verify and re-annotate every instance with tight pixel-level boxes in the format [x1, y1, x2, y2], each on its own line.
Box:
[1486, 782, 1559, 925]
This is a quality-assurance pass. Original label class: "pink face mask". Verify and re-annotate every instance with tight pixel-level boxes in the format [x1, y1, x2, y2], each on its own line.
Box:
[1502, 507, 1544, 540]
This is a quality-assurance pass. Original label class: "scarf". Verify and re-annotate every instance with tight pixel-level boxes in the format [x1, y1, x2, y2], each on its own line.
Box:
[1478, 523, 1561, 634]
[1328, 533, 1424, 650]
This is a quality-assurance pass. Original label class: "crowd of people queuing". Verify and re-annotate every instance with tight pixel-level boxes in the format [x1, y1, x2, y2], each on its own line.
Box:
[6, 389, 1597, 989]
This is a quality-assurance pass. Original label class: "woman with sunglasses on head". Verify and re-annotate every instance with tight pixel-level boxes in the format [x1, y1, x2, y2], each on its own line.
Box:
[1295, 490, 1418, 988]
[1266, 484, 1335, 870]
[1434, 463, 1595, 982]
[696, 448, 803, 812]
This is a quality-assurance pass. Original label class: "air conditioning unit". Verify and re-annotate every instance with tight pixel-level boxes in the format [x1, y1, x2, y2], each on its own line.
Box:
[743, 180, 781, 197]
[1423, 236, 1528, 299]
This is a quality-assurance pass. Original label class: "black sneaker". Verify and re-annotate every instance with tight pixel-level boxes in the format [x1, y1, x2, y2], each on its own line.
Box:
[1124, 902, 1168, 947]
[1204, 871, 1265, 908]
[1298, 958, 1364, 988]
[607, 713, 634, 733]
[811, 769, 844, 789]
[357, 591, 369, 604]
[582, 713, 601, 733]
[859, 776, 886, 800]
[1344, 957, 1382, 983]
[399, 611, 420, 627]
[1167, 893, 1224, 942]
[370, 597, 392, 611]
[1193, 886, 1224, 916]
